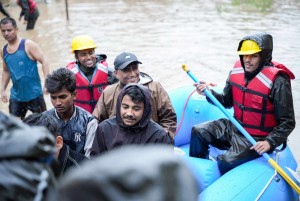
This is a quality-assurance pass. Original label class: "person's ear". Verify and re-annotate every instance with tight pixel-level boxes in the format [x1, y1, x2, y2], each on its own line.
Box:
[56, 136, 63, 150]
[74, 52, 78, 61]
[72, 91, 77, 100]
[114, 70, 120, 79]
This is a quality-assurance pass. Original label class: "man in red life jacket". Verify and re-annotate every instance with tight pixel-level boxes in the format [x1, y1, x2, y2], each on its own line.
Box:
[66, 35, 117, 113]
[189, 32, 295, 174]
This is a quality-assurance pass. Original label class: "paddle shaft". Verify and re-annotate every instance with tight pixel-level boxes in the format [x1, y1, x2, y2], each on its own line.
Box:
[183, 66, 300, 195]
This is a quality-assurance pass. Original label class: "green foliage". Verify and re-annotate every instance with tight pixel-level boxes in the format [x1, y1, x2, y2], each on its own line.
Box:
[232, 0, 273, 12]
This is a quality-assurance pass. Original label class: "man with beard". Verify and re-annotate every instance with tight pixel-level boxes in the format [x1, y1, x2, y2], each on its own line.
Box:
[91, 83, 173, 155]
[92, 52, 177, 140]
[44, 68, 98, 158]
[189, 32, 295, 174]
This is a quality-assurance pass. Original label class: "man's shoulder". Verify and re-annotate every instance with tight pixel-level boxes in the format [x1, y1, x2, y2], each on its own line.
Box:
[98, 117, 118, 133]
[0, 43, 8, 57]
[24, 39, 38, 51]
[75, 106, 95, 119]
[75, 107, 98, 124]
[103, 82, 119, 94]
[146, 81, 167, 93]
[148, 120, 167, 131]
[43, 109, 56, 116]
[147, 80, 162, 86]
[24, 38, 33, 46]
[100, 116, 117, 126]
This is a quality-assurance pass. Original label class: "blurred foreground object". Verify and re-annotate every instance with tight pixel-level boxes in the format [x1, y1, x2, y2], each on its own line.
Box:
[0, 111, 56, 201]
[53, 145, 199, 201]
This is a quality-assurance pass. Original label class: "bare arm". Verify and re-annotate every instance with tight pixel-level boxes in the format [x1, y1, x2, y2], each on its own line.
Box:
[25, 40, 49, 93]
[1, 50, 10, 102]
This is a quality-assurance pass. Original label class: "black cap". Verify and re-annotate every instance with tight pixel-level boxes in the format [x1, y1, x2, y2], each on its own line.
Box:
[114, 52, 142, 70]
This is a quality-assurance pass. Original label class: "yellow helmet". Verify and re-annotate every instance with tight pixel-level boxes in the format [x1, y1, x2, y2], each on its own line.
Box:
[71, 35, 97, 52]
[237, 40, 262, 55]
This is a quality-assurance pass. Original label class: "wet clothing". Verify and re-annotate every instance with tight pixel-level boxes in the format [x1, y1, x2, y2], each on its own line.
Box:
[91, 84, 173, 155]
[66, 54, 117, 113]
[57, 144, 87, 177]
[3, 38, 46, 118]
[3, 39, 43, 101]
[9, 94, 46, 120]
[0, 111, 56, 201]
[230, 60, 286, 136]
[53, 146, 199, 201]
[189, 32, 295, 174]
[92, 72, 177, 138]
[17, 0, 39, 30]
[43, 106, 98, 157]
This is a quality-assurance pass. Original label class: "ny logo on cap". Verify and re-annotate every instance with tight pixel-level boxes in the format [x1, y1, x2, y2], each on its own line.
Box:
[125, 55, 131, 59]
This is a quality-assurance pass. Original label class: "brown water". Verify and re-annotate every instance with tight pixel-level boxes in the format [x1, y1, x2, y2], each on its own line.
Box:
[0, 0, 299, 163]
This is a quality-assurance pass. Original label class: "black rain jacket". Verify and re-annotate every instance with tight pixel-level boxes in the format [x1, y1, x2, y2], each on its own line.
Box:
[208, 32, 295, 149]
[91, 83, 173, 155]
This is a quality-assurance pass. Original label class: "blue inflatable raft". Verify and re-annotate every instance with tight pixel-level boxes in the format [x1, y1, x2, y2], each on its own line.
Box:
[169, 85, 299, 201]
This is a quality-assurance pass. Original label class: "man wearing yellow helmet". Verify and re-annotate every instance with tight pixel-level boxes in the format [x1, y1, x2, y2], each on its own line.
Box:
[66, 35, 117, 113]
[190, 32, 295, 174]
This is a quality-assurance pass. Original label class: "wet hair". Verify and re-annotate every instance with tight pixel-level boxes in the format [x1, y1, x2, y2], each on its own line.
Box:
[0, 17, 17, 28]
[45, 68, 76, 94]
[23, 113, 61, 137]
[124, 86, 145, 104]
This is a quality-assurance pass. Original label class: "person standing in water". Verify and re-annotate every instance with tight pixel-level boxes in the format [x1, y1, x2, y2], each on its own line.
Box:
[0, 17, 49, 119]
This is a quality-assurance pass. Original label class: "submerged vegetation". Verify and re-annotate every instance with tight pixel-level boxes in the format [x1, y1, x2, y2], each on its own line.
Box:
[232, 0, 273, 12]
[216, 0, 273, 13]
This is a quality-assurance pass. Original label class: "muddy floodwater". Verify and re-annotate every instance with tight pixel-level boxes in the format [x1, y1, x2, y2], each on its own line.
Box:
[0, 0, 299, 164]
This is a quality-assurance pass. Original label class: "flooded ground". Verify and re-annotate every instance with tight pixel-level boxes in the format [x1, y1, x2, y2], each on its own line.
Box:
[0, 0, 299, 164]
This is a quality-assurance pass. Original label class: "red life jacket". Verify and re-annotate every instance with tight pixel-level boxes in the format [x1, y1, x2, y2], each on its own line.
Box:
[17, 0, 36, 14]
[66, 61, 108, 113]
[229, 60, 293, 137]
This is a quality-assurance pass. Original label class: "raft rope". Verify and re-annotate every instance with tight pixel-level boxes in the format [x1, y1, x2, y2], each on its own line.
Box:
[175, 89, 197, 135]
[175, 83, 216, 135]
[254, 150, 280, 201]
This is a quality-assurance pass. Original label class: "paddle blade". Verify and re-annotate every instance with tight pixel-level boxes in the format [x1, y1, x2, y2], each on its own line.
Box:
[268, 158, 300, 194]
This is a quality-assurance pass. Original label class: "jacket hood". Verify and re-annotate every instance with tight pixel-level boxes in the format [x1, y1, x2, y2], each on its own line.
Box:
[237, 32, 273, 80]
[138, 72, 153, 85]
[54, 145, 199, 201]
[116, 83, 152, 129]
[0, 112, 56, 160]
[119, 72, 153, 88]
